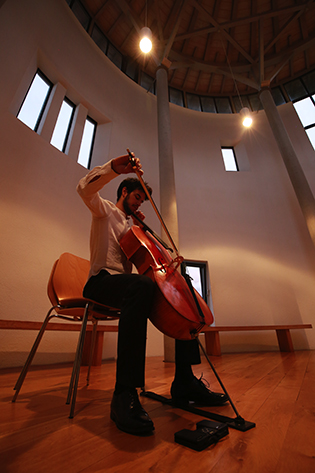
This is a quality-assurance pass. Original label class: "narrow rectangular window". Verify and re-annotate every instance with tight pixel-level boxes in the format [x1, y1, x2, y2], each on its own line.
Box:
[293, 95, 315, 150]
[17, 70, 52, 131]
[182, 261, 209, 304]
[50, 98, 75, 152]
[306, 126, 315, 150]
[221, 147, 239, 171]
[77, 117, 96, 168]
[294, 97, 315, 127]
[186, 93, 201, 111]
[169, 87, 184, 107]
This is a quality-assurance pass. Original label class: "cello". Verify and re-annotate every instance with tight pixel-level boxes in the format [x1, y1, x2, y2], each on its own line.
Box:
[120, 152, 255, 431]
[119, 150, 214, 341]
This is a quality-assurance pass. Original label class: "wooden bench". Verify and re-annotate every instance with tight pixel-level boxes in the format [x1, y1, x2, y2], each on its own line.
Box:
[201, 324, 313, 356]
[2, 320, 312, 363]
[0, 319, 118, 366]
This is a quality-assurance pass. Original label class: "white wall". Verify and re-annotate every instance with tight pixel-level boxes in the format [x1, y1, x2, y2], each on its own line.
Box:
[0, 0, 314, 368]
[171, 105, 315, 352]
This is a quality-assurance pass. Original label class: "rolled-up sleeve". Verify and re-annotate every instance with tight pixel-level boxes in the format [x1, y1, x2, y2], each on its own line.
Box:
[76, 160, 119, 217]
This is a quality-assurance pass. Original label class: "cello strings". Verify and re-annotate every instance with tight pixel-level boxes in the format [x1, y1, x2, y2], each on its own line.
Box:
[127, 148, 179, 256]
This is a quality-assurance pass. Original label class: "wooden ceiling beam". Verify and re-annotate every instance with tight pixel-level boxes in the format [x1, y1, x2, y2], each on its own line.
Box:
[181, 6, 199, 55]
[169, 51, 260, 89]
[153, 0, 164, 42]
[195, 70, 202, 92]
[114, 0, 142, 33]
[169, 24, 315, 79]
[265, 33, 315, 67]
[250, 0, 258, 59]
[271, 0, 280, 55]
[182, 67, 191, 90]
[81, 0, 314, 96]
[161, 0, 191, 62]
[191, 0, 255, 64]
[107, 12, 124, 36]
[266, 54, 292, 83]
[93, 0, 110, 21]
[263, 8, 309, 57]
[200, 0, 222, 62]
[173, 1, 314, 42]
[259, 18, 264, 86]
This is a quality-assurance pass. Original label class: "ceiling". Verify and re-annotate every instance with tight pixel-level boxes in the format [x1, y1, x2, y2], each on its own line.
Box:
[80, 0, 315, 98]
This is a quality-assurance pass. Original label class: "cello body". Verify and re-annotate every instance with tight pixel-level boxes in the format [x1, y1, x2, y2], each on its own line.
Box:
[120, 226, 214, 340]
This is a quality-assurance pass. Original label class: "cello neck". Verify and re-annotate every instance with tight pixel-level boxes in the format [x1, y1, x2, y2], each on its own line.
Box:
[131, 212, 173, 253]
[127, 149, 180, 257]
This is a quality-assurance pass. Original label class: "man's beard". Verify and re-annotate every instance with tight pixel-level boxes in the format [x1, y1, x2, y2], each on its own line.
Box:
[122, 194, 132, 215]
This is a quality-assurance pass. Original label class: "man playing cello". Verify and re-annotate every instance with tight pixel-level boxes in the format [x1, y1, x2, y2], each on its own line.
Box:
[77, 152, 227, 435]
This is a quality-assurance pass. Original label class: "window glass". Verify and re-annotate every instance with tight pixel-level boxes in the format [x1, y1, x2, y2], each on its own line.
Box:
[293, 94, 315, 150]
[71, 0, 90, 30]
[293, 98, 315, 127]
[77, 117, 96, 168]
[107, 43, 123, 69]
[16, 68, 98, 163]
[17, 71, 51, 131]
[215, 97, 232, 113]
[140, 72, 155, 93]
[271, 87, 286, 106]
[185, 266, 202, 295]
[200, 96, 216, 113]
[91, 25, 108, 54]
[249, 94, 262, 112]
[182, 261, 208, 304]
[50, 99, 75, 152]
[169, 87, 184, 107]
[187, 93, 201, 111]
[285, 79, 307, 101]
[233, 96, 251, 113]
[306, 127, 315, 150]
[221, 147, 238, 171]
[125, 59, 138, 82]
[302, 71, 315, 94]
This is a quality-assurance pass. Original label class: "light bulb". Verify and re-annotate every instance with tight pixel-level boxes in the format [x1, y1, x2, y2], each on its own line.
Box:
[242, 116, 252, 127]
[139, 27, 152, 53]
[140, 37, 152, 53]
[240, 107, 253, 128]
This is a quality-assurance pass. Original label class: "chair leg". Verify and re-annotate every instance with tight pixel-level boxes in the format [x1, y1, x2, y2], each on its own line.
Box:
[86, 318, 98, 386]
[67, 302, 90, 418]
[12, 307, 58, 402]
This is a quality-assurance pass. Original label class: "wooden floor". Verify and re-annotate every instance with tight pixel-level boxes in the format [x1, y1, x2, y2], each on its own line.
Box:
[1, 351, 315, 473]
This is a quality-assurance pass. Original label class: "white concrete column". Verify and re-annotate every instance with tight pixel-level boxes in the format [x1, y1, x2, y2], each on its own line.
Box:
[156, 65, 178, 362]
[156, 66, 179, 245]
[259, 88, 315, 246]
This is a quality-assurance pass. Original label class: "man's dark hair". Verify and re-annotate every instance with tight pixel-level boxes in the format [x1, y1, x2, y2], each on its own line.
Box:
[116, 177, 152, 202]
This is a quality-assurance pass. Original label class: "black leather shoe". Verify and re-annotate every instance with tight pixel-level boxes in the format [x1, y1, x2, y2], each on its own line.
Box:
[171, 376, 229, 406]
[110, 388, 154, 435]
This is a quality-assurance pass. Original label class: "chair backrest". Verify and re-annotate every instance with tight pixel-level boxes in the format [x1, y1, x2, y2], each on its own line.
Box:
[47, 253, 119, 318]
[47, 252, 90, 306]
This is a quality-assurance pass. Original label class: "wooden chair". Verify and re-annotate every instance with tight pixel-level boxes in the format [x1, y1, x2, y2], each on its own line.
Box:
[12, 252, 120, 418]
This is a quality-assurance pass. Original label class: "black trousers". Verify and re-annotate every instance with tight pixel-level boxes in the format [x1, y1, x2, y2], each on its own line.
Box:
[84, 270, 201, 388]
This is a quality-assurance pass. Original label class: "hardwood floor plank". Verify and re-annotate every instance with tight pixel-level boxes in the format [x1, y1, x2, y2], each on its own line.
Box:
[275, 351, 315, 473]
[1, 352, 314, 473]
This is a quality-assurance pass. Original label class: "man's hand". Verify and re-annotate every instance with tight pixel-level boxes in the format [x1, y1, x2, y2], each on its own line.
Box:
[111, 153, 143, 175]
[131, 210, 146, 227]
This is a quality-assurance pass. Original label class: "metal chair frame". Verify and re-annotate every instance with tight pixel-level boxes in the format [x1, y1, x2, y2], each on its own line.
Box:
[12, 253, 120, 418]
